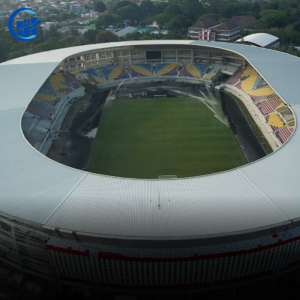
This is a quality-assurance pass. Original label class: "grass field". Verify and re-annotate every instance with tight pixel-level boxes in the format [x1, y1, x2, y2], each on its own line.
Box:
[89, 97, 246, 178]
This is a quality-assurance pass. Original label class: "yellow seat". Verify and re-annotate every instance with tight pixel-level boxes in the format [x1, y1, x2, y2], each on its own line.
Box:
[108, 66, 123, 81]
[268, 113, 284, 128]
[130, 65, 152, 77]
[50, 74, 67, 96]
[184, 64, 201, 78]
[241, 68, 257, 93]
[248, 87, 274, 97]
[276, 102, 285, 110]
[156, 63, 178, 76]
[34, 93, 55, 102]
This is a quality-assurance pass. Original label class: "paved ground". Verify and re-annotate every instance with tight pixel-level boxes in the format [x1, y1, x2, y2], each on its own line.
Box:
[220, 91, 266, 163]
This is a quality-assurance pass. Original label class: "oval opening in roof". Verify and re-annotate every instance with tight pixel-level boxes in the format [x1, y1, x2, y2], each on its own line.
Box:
[21, 46, 295, 179]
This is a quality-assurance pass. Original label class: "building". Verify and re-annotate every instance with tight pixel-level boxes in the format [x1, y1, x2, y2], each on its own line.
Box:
[0, 6, 12, 16]
[236, 33, 280, 48]
[188, 18, 240, 42]
[231, 16, 256, 28]
[0, 41, 299, 292]
[213, 21, 241, 42]
[188, 18, 219, 40]
[69, 3, 86, 14]
[40, 22, 57, 31]
[114, 26, 137, 39]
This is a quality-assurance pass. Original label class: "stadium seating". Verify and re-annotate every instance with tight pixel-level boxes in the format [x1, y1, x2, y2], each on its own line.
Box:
[276, 102, 286, 110]
[72, 71, 83, 77]
[194, 64, 210, 77]
[50, 74, 67, 96]
[256, 97, 283, 116]
[267, 113, 284, 131]
[227, 68, 244, 86]
[27, 102, 54, 120]
[252, 77, 264, 90]
[99, 66, 130, 81]
[108, 66, 129, 81]
[275, 127, 294, 144]
[256, 100, 273, 115]
[86, 69, 106, 83]
[203, 74, 214, 80]
[130, 64, 153, 77]
[33, 93, 55, 103]
[248, 87, 274, 101]
[241, 68, 257, 93]
[156, 63, 178, 76]
[26, 137, 37, 147]
[62, 73, 74, 84]
[71, 82, 81, 89]
[180, 64, 201, 78]
[266, 96, 283, 111]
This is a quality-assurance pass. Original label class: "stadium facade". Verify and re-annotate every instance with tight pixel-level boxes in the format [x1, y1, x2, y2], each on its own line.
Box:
[0, 41, 299, 289]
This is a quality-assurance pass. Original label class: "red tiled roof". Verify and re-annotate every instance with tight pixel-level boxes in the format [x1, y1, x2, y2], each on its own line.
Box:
[214, 21, 239, 31]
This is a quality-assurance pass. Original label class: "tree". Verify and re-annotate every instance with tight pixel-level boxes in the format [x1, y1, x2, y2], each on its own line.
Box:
[45, 24, 60, 39]
[70, 28, 80, 36]
[58, 12, 70, 22]
[94, 1, 106, 13]
[155, 2, 168, 14]
[140, 0, 156, 17]
[163, 30, 181, 40]
[125, 32, 142, 41]
[31, 25, 44, 45]
[96, 30, 118, 43]
[183, 2, 205, 21]
[96, 14, 122, 29]
[153, 14, 167, 26]
[164, 4, 182, 16]
[116, 5, 140, 22]
[6, 44, 26, 61]
[196, 13, 220, 23]
[110, 0, 134, 13]
[58, 35, 77, 48]
[83, 29, 99, 43]
[260, 11, 288, 28]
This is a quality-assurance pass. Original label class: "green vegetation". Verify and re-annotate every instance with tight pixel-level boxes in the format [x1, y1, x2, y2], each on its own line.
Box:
[89, 97, 246, 179]
[95, 30, 119, 43]
[2, 0, 300, 62]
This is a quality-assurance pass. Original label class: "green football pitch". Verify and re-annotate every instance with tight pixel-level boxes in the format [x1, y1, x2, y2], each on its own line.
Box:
[88, 97, 246, 178]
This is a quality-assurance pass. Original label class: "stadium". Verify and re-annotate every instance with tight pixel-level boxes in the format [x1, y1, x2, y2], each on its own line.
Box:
[0, 40, 299, 293]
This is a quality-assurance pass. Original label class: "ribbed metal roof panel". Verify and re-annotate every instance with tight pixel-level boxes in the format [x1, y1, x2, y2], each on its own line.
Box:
[236, 33, 279, 48]
[0, 108, 86, 224]
[45, 171, 287, 237]
[0, 41, 298, 238]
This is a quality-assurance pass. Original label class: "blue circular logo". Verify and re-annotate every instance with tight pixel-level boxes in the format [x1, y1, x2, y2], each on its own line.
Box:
[8, 8, 41, 41]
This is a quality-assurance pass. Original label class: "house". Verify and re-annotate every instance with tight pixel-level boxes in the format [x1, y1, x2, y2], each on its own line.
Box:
[69, 3, 86, 14]
[0, 7, 13, 16]
[188, 18, 219, 40]
[188, 18, 240, 42]
[41, 22, 57, 31]
[213, 21, 240, 42]
[231, 16, 256, 28]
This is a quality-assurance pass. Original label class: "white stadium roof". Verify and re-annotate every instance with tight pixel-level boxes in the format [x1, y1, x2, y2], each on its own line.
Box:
[236, 33, 279, 48]
[0, 40, 299, 240]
